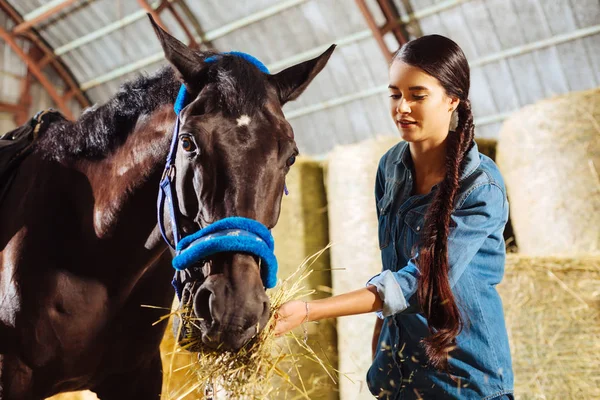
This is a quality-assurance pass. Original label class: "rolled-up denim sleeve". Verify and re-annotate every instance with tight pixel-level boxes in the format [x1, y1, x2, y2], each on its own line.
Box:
[367, 183, 508, 317]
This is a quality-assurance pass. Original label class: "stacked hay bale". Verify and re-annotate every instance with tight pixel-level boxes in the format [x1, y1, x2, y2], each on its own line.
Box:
[496, 88, 600, 255]
[271, 157, 339, 399]
[47, 391, 98, 400]
[497, 255, 600, 398]
[495, 88, 600, 399]
[326, 136, 400, 399]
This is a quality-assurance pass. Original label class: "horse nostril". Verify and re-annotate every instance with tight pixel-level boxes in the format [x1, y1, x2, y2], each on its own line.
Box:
[193, 288, 213, 326]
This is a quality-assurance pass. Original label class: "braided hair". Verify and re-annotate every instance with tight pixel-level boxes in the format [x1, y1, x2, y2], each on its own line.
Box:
[392, 34, 475, 370]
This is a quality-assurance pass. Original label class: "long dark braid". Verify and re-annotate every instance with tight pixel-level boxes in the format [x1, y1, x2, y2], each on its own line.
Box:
[393, 35, 475, 370]
[418, 99, 474, 370]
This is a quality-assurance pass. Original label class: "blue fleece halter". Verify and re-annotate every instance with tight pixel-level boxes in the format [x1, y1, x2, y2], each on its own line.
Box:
[157, 52, 278, 294]
[172, 217, 277, 289]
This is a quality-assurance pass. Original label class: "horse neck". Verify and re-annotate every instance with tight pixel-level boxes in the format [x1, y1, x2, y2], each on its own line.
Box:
[77, 105, 176, 246]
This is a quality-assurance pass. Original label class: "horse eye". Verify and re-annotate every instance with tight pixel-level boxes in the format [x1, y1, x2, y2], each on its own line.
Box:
[180, 136, 196, 152]
[286, 155, 296, 167]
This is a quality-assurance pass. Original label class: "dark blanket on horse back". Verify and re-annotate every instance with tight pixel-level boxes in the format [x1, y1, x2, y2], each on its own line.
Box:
[0, 109, 66, 206]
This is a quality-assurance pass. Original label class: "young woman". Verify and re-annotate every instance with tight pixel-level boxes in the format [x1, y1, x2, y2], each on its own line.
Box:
[274, 34, 514, 399]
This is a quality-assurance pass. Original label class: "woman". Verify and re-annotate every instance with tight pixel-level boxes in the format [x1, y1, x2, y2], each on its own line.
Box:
[274, 34, 514, 399]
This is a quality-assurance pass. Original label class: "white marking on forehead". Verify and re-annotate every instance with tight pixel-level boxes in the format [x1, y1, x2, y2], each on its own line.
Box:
[117, 165, 130, 176]
[237, 115, 251, 127]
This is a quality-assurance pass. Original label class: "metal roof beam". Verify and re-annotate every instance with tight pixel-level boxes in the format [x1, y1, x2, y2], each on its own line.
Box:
[54, 4, 158, 56]
[0, 102, 28, 114]
[0, 0, 90, 113]
[200, 0, 308, 42]
[13, 0, 78, 35]
[286, 24, 600, 122]
[0, 25, 74, 119]
[162, 0, 201, 49]
[269, 0, 472, 73]
[80, 0, 309, 91]
[137, 0, 168, 32]
[355, 0, 407, 62]
[398, 0, 471, 25]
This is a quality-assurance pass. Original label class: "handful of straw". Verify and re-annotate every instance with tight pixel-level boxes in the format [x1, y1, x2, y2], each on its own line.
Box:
[160, 246, 337, 399]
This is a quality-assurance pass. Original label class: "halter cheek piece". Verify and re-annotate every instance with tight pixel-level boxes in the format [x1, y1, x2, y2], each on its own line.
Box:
[157, 53, 283, 299]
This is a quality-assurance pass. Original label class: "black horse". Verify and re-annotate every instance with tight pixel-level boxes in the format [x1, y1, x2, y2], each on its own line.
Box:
[0, 17, 334, 399]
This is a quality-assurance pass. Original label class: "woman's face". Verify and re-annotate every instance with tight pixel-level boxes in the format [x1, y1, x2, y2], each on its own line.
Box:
[388, 61, 458, 144]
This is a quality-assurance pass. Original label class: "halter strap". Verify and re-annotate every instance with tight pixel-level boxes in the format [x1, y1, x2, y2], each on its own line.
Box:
[157, 113, 182, 249]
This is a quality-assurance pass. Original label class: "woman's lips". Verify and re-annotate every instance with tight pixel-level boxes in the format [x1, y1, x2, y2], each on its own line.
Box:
[397, 119, 417, 128]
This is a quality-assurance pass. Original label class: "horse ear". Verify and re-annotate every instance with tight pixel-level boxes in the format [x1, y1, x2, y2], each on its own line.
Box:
[148, 14, 205, 93]
[269, 45, 336, 105]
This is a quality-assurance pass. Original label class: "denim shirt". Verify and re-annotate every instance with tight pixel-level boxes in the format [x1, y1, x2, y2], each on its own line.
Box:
[366, 141, 514, 400]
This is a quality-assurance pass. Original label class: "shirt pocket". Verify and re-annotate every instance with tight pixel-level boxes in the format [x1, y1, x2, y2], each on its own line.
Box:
[377, 195, 392, 250]
[403, 209, 426, 259]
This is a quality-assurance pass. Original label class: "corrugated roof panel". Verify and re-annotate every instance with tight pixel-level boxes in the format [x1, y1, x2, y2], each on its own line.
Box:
[475, 121, 503, 140]
[584, 35, 600, 85]
[570, 0, 600, 28]
[477, 62, 521, 113]
[86, 60, 167, 105]
[529, 48, 570, 97]
[540, 0, 580, 35]
[468, 68, 498, 117]
[1, 0, 599, 155]
[193, 0, 286, 32]
[556, 38, 599, 91]
[7, 0, 44, 17]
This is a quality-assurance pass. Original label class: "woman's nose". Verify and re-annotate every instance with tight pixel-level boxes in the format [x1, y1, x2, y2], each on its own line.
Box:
[397, 98, 410, 114]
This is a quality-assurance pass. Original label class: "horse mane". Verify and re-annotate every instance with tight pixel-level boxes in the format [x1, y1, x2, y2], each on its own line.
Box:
[35, 67, 180, 161]
[35, 53, 269, 161]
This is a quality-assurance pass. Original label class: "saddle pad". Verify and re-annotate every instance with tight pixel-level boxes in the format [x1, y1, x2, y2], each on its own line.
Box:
[0, 109, 65, 206]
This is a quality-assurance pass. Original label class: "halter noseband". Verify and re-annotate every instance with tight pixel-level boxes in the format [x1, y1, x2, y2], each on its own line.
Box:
[157, 53, 280, 295]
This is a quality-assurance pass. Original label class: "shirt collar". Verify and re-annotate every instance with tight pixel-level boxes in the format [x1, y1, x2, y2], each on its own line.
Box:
[394, 140, 480, 182]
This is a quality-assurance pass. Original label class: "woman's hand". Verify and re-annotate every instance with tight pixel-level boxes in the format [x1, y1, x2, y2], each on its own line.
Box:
[273, 287, 383, 337]
[273, 300, 307, 336]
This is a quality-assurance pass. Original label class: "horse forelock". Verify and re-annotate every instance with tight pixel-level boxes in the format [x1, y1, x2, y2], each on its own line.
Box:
[206, 56, 269, 117]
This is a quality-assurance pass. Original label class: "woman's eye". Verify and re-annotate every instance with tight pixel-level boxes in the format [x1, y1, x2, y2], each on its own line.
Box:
[389, 94, 401, 100]
[181, 136, 196, 152]
[286, 155, 296, 167]
[413, 95, 426, 100]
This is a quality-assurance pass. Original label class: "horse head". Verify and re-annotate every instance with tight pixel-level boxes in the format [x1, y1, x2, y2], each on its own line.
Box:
[150, 18, 334, 351]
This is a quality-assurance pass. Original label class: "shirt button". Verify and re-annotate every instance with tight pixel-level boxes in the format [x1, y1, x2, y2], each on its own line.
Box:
[416, 226, 421, 231]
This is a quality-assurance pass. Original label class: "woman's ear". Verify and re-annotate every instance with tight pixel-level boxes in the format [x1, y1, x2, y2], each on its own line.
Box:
[448, 96, 460, 113]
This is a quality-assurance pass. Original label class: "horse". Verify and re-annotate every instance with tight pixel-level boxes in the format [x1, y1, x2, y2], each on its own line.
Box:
[0, 16, 335, 400]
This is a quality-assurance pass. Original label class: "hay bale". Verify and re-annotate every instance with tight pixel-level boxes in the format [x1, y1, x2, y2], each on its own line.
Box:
[326, 136, 401, 400]
[475, 137, 497, 161]
[496, 89, 600, 255]
[46, 392, 98, 400]
[473, 138, 517, 250]
[498, 254, 600, 399]
[271, 157, 338, 399]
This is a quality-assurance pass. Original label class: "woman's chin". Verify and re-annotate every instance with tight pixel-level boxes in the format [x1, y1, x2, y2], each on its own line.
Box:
[397, 129, 420, 142]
